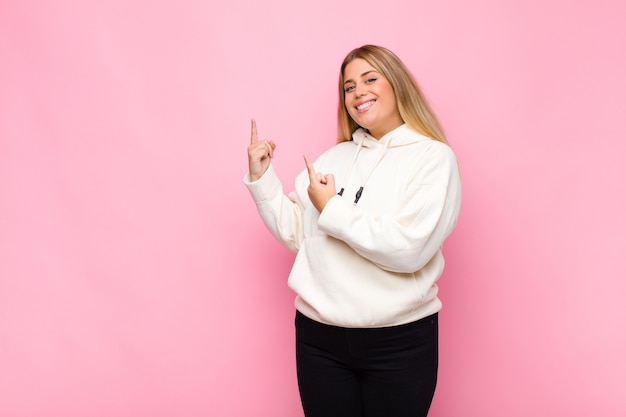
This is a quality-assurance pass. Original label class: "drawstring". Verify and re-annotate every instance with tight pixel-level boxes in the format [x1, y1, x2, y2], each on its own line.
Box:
[337, 136, 364, 198]
[337, 133, 391, 205]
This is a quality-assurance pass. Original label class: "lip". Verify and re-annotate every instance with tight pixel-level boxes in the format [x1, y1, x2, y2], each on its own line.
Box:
[355, 99, 375, 113]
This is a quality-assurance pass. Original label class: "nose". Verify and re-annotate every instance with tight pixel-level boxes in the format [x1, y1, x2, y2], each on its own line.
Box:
[354, 83, 366, 97]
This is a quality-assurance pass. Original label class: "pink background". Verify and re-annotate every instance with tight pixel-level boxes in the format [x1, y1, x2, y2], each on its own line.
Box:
[1, 0, 625, 416]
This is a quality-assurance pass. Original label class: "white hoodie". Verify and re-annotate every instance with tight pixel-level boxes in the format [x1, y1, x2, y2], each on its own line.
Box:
[244, 124, 461, 328]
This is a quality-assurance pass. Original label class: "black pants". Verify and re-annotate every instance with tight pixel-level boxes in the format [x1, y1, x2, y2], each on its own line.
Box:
[295, 311, 438, 417]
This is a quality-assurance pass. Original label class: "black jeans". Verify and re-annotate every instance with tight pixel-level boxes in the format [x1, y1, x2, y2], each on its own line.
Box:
[295, 311, 438, 417]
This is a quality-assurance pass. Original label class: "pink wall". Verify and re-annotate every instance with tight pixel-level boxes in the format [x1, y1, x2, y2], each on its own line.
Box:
[1, 0, 625, 416]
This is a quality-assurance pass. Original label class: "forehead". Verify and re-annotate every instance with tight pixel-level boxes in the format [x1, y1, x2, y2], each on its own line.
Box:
[343, 58, 377, 80]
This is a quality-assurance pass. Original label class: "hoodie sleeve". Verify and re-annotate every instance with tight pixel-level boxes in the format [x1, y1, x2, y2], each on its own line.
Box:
[316, 143, 461, 273]
[243, 165, 304, 252]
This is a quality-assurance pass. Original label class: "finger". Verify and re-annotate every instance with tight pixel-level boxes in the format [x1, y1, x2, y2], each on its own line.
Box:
[268, 140, 276, 158]
[303, 155, 316, 182]
[248, 143, 267, 160]
[250, 119, 258, 144]
[264, 140, 274, 159]
[250, 142, 274, 161]
[249, 139, 274, 155]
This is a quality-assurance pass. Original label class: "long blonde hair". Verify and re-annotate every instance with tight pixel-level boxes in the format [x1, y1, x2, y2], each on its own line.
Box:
[337, 45, 448, 144]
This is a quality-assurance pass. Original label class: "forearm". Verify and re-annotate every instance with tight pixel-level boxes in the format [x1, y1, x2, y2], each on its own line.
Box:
[244, 165, 304, 251]
[317, 184, 459, 272]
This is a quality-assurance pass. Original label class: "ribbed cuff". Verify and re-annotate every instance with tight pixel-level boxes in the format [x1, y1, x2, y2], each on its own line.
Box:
[243, 165, 281, 203]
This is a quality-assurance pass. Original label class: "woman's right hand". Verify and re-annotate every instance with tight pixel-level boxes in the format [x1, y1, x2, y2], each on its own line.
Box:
[247, 119, 276, 182]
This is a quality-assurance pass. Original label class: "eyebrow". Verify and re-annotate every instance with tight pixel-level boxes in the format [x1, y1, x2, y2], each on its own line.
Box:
[344, 70, 378, 85]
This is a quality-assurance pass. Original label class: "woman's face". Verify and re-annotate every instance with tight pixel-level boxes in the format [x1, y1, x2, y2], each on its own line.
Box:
[343, 58, 403, 139]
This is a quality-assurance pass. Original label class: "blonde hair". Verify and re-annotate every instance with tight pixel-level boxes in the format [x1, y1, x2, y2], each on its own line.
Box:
[337, 45, 448, 144]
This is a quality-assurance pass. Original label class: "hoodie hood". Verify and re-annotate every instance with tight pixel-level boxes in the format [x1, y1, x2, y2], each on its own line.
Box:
[351, 124, 432, 149]
[339, 124, 433, 204]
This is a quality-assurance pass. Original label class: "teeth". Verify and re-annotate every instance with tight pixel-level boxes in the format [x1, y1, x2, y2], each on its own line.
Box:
[357, 101, 374, 111]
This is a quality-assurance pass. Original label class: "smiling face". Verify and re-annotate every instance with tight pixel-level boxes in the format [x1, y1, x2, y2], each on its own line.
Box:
[342, 58, 403, 139]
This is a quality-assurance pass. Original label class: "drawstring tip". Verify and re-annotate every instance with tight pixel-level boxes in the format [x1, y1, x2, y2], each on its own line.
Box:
[353, 186, 364, 204]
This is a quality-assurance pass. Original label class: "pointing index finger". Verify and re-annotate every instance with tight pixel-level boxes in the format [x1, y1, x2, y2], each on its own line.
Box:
[304, 155, 316, 181]
[250, 119, 258, 144]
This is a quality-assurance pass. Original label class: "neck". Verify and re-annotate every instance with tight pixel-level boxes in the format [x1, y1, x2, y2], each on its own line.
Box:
[368, 121, 403, 140]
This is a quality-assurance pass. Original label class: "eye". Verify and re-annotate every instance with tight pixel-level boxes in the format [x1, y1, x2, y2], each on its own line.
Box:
[344, 85, 355, 93]
[365, 77, 377, 84]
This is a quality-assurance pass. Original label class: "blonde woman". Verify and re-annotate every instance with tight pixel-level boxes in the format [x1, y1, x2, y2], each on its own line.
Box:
[245, 45, 461, 417]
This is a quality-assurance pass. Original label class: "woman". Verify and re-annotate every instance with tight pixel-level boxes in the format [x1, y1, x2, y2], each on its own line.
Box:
[244, 44, 461, 417]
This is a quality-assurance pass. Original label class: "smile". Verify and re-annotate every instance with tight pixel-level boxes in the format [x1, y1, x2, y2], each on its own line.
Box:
[356, 100, 375, 112]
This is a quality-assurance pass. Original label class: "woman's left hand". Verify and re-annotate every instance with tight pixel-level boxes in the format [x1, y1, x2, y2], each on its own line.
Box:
[304, 155, 336, 212]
